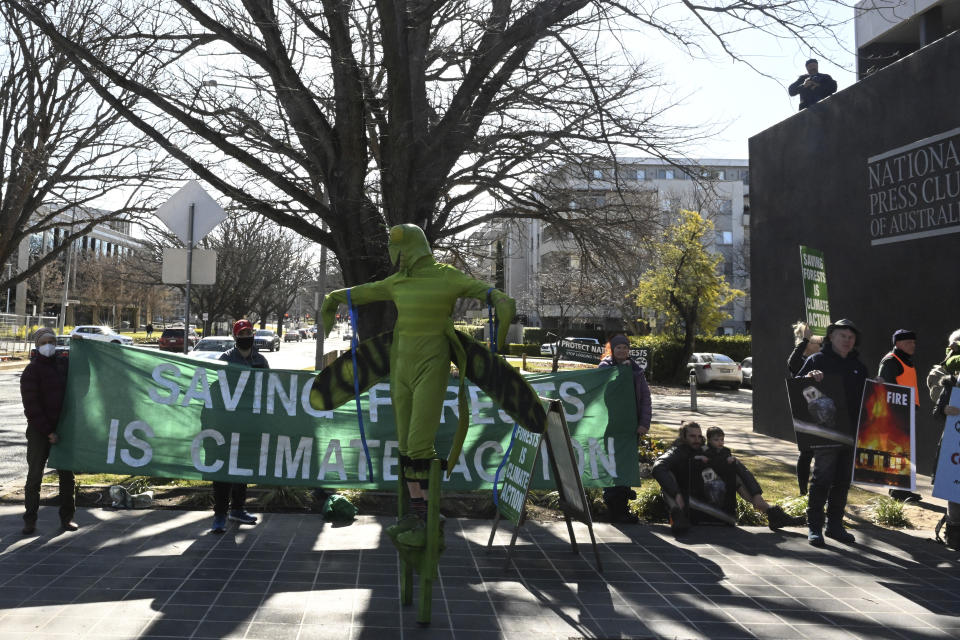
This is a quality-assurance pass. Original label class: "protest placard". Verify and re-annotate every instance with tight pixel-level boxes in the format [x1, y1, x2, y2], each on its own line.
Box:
[852, 380, 915, 490]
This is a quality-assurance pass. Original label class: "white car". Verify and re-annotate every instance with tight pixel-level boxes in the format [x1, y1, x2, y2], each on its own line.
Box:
[70, 325, 134, 345]
[687, 353, 743, 389]
[189, 336, 236, 361]
[540, 336, 600, 356]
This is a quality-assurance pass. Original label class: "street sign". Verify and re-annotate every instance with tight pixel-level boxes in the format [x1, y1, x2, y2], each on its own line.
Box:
[161, 248, 217, 285]
[154, 180, 226, 246]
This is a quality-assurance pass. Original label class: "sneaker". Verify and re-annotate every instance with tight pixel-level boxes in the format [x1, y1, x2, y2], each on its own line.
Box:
[61, 521, 79, 532]
[767, 505, 805, 531]
[808, 528, 825, 547]
[211, 515, 227, 534]
[228, 510, 258, 525]
[825, 526, 856, 544]
[669, 506, 691, 535]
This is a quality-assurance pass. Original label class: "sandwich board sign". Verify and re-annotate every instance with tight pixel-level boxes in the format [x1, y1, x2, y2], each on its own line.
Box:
[486, 398, 602, 572]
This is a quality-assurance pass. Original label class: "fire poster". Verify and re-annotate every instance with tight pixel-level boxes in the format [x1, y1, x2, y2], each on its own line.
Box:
[853, 380, 915, 490]
[933, 387, 960, 503]
[786, 375, 856, 449]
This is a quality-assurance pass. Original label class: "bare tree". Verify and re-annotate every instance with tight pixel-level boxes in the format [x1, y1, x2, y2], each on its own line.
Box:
[10, 0, 845, 334]
[0, 0, 174, 296]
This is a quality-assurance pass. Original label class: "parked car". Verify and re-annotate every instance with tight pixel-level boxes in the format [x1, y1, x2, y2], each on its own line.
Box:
[70, 325, 134, 346]
[741, 357, 753, 388]
[687, 353, 742, 389]
[540, 336, 600, 356]
[157, 327, 199, 352]
[255, 329, 281, 352]
[284, 329, 302, 343]
[189, 336, 236, 361]
[30, 334, 72, 361]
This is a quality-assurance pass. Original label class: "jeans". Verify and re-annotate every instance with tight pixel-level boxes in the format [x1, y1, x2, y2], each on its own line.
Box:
[24, 429, 75, 525]
[213, 482, 247, 516]
[806, 446, 853, 530]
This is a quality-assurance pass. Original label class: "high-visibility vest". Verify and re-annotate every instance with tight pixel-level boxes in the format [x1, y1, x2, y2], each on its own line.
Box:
[889, 351, 919, 406]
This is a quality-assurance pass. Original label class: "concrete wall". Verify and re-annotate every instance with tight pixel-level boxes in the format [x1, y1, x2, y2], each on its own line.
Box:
[749, 32, 960, 473]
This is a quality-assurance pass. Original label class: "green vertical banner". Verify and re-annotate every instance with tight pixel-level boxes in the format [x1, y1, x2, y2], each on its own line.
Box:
[799, 245, 830, 336]
[50, 340, 639, 491]
[496, 426, 542, 524]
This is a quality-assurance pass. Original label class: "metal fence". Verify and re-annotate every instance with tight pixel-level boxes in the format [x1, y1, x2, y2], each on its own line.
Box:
[0, 313, 57, 357]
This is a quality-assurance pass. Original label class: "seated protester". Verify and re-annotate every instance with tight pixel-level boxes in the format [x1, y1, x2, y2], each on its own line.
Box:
[652, 422, 802, 535]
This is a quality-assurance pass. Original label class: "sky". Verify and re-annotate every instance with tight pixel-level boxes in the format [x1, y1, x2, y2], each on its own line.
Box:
[623, 8, 859, 161]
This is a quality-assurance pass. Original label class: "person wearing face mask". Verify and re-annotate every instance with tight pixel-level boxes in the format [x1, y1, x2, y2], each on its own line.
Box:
[19, 327, 76, 534]
[208, 319, 268, 533]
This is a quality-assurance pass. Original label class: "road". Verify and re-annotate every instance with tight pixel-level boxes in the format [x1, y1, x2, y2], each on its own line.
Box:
[0, 335, 351, 489]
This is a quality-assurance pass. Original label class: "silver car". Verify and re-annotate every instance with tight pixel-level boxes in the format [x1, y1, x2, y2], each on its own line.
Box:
[687, 353, 743, 389]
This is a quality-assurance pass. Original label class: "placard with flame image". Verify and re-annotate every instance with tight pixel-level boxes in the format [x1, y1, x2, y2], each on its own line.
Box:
[853, 380, 915, 490]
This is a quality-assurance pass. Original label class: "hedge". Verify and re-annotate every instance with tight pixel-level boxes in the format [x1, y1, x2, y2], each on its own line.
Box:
[453, 324, 485, 341]
[628, 334, 752, 384]
[504, 343, 541, 357]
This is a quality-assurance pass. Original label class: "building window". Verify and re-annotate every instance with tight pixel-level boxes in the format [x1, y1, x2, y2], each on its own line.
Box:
[592, 169, 603, 179]
[665, 169, 674, 180]
[720, 199, 733, 214]
[717, 231, 733, 245]
[635, 169, 645, 181]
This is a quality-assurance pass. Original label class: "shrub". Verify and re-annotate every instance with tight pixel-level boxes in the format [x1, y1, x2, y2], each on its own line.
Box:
[628, 334, 752, 383]
[454, 324, 485, 341]
[870, 496, 912, 528]
[776, 495, 808, 518]
[631, 482, 669, 522]
[522, 327, 549, 345]
[505, 343, 540, 357]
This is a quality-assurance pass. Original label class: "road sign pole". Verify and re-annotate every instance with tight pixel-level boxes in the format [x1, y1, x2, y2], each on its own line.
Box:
[184, 204, 195, 354]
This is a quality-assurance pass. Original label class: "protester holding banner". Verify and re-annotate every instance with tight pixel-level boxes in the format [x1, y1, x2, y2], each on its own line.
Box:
[20, 327, 77, 535]
[652, 421, 799, 535]
[796, 318, 869, 547]
[930, 329, 960, 550]
[788, 321, 823, 496]
[598, 334, 650, 523]
[209, 319, 266, 533]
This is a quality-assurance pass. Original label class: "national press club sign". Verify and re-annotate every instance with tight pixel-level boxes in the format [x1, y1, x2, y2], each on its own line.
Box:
[867, 126, 960, 246]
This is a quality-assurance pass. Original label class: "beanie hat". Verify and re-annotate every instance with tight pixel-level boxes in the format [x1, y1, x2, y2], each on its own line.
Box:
[33, 327, 55, 345]
[609, 335, 629, 349]
[232, 319, 254, 337]
[892, 329, 916, 345]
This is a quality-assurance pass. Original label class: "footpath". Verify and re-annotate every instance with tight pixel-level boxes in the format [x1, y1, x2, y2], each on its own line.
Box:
[1, 388, 958, 639]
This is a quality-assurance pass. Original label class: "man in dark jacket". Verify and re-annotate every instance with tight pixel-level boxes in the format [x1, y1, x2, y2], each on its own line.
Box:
[788, 59, 838, 110]
[209, 319, 268, 533]
[20, 327, 76, 534]
[652, 421, 800, 535]
[598, 335, 651, 523]
[796, 318, 869, 547]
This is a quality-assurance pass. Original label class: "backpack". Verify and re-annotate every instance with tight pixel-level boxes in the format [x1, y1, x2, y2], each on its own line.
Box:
[927, 361, 953, 405]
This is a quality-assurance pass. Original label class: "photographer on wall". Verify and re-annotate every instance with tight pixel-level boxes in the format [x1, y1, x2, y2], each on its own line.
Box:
[788, 59, 838, 110]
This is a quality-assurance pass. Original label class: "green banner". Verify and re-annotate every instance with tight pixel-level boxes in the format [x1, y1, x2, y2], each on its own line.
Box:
[799, 245, 830, 336]
[50, 340, 639, 490]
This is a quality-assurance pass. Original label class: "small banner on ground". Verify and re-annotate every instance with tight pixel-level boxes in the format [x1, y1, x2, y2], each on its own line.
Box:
[933, 387, 960, 503]
[799, 245, 830, 336]
[50, 340, 639, 490]
[852, 380, 915, 490]
[785, 375, 856, 449]
[496, 426, 542, 524]
[557, 339, 651, 372]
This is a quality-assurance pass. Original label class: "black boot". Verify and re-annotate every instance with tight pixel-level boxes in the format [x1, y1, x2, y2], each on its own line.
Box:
[767, 505, 805, 531]
[946, 522, 960, 550]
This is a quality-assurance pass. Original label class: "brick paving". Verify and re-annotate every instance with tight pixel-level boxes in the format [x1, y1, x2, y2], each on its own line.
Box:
[1, 507, 958, 639]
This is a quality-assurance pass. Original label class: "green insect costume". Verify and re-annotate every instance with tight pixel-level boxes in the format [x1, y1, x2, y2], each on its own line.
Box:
[320, 224, 516, 479]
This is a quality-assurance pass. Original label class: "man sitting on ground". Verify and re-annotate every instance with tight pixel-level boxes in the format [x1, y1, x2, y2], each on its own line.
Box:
[652, 421, 803, 535]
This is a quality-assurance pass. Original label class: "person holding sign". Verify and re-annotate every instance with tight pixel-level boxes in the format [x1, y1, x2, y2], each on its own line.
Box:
[209, 319, 266, 534]
[20, 327, 76, 535]
[788, 321, 823, 496]
[598, 334, 651, 523]
[796, 319, 870, 547]
[879, 329, 922, 502]
[929, 329, 960, 550]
